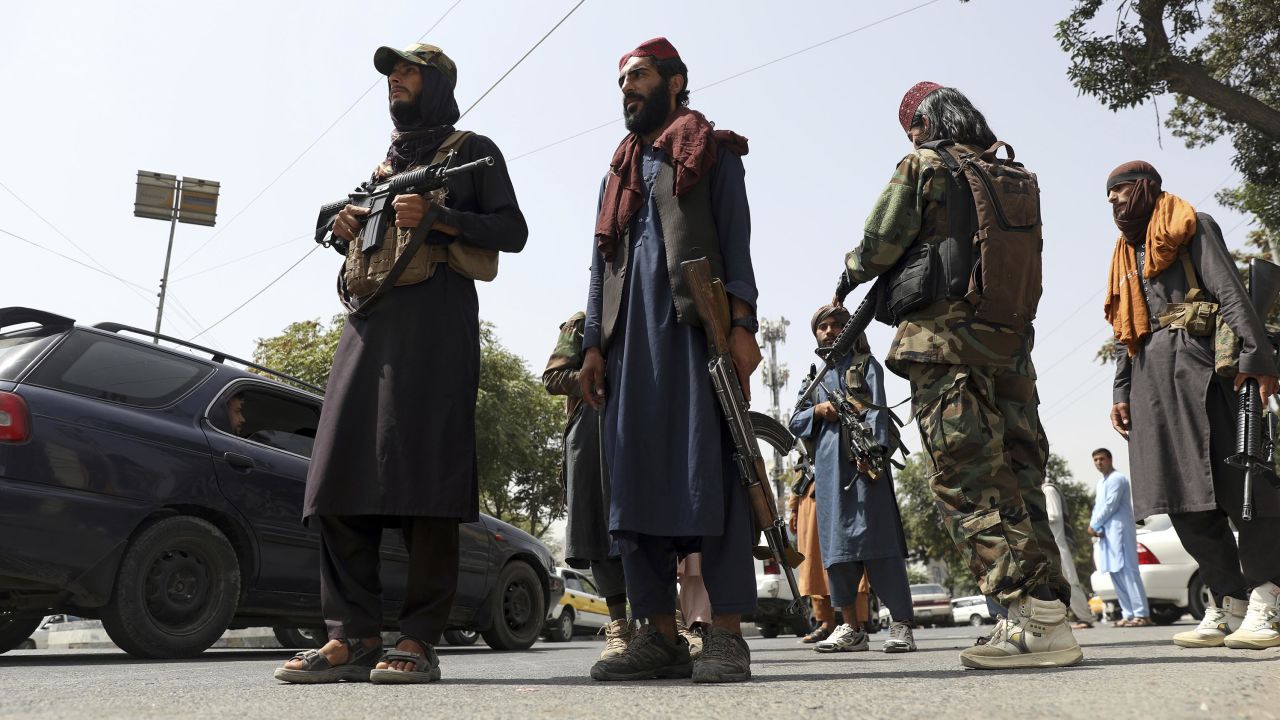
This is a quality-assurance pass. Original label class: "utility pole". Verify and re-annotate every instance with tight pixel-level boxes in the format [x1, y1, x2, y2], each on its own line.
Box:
[759, 317, 790, 507]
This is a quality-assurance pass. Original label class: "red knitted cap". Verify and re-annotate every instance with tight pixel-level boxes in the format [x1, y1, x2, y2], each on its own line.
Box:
[899, 81, 943, 132]
[619, 37, 680, 70]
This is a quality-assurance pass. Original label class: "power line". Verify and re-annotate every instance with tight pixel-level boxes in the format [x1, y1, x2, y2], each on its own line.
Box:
[1036, 325, 1111, 377]
[459, 0, 586, 119]
[0, 226, 152, 294]
[175, 233, 309, 282]
[1193, 171, 1235, 207]
[1036, 288, 1104, 341]
[508, 0, 946, 163]
[172, 0, 465, 272]
[1041, 366, 1114, 423]
[190, 246, 321, 341]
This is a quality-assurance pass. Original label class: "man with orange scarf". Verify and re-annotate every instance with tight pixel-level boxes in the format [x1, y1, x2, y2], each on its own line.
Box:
[581, 37, 761, 683]
[1105, 161, 1280, 650]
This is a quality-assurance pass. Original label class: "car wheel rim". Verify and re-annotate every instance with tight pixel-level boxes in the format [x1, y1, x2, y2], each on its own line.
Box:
[560, 614, 572, 634]
[503, 580, 534, 631]
[143, 546, 213, 634]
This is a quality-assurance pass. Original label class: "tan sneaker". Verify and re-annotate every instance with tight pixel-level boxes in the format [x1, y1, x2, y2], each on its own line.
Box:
[599, 619, 634, 660]
[1173, 597, 1244, 648]
[676, 610, 704, 659]
[1225, 582, 1280, 650]
[959, 595, 1083, 670]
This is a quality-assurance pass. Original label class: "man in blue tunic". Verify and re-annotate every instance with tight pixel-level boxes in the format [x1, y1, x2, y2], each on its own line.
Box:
[1088, 449, 1150, 626]
[789, 304, 916, 654]
[580, 37, 761, 684]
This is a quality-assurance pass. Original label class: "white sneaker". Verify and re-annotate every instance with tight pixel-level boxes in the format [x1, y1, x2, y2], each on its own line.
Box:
[959, 596, 1083, 669]
[1172, 597, 1244, 648]
[815, 624, 869, 653]
[882, 621, 916, 653]
[1225, 582, 1280, 650]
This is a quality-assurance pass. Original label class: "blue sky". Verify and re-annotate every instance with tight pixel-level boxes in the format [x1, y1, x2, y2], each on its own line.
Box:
[1, 0, 1252, 492]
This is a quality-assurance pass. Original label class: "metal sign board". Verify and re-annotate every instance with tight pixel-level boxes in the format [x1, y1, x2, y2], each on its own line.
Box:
[134, 171, 177, 221]
[177, 177, 220, 227]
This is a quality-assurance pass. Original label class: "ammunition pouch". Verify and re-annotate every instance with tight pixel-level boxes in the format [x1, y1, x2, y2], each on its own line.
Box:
[1158, 300, 1219, 337]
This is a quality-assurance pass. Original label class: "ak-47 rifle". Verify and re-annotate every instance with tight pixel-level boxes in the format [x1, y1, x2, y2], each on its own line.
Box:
[315, 151, 494, 254]
[681, 257, 805, 613]
[816, 378, 889, 488]
[1225, 258, 1280, 521]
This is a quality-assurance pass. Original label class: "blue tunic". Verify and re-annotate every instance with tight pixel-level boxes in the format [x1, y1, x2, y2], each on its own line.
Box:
[584, 146, 756, 539]
[1090, 470, 1139, 572]
[788, 354, 908, 566]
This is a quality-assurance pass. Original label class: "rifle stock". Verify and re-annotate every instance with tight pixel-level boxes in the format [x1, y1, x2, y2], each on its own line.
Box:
[680, 257, 806, 611]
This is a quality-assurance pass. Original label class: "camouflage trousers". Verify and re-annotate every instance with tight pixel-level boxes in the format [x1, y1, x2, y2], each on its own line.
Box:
[906, 361, 1068, 607]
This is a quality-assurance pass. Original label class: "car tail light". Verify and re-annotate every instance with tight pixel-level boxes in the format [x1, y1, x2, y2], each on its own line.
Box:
[763, 561, 781, 575]
[0, 391, 30, 442]
[1136, 542, 1160, 565]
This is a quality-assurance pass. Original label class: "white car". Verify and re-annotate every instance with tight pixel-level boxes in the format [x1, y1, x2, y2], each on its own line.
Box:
[543, 567, 610, 642]
[17, 614, 81, 650]
[952, 595, 995, 626]
[1090, 514, 1212, 624]
[750, 556, 812, 639]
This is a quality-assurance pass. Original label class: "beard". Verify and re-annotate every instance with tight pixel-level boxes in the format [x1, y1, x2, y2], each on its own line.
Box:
[390, 94, 421, 127]
[623, 82, 672, 135]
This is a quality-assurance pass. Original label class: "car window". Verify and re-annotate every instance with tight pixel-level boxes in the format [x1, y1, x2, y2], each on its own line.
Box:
[579, 576, 599, 596]
[208, 383, 321, 459]
[911, 584, 946, 595]
[0, 326, 64, 381]
[564, 576, 582, 592]
[25, 330, 212, 407]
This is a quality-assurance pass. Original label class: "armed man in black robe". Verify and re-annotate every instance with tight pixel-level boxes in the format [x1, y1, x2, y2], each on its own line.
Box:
[275, 43, 526, 685]
[1104, 161, 1280, 650]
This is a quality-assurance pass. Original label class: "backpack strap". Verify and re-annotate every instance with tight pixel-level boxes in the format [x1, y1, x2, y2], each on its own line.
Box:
[981, 141, 1015, 162]
[1178, 250, 1205, 302]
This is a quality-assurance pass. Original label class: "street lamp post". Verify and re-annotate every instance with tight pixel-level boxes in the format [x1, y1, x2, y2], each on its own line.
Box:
[134, 171, 219, 340]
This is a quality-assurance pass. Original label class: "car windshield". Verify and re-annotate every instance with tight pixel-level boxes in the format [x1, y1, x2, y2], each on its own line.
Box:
[911, 584, 947, 595]
[0, 326, 64, 381]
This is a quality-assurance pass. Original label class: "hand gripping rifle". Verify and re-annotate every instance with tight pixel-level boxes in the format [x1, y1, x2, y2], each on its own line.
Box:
[816, 378, 889, 488]
[1225, 258, 1280, 521]
[681, 257, 806, 614]
[314, 151, 495, 253]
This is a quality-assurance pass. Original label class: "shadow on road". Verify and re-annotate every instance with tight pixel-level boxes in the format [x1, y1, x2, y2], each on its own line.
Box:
[0, 645, 556, 668]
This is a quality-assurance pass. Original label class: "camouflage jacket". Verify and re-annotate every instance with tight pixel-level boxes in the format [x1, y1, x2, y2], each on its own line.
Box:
[542, 311, 586, 418]
[845, 146, 1032, 375]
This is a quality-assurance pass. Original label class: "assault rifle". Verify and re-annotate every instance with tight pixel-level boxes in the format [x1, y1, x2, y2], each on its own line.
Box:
[816, 379, 888, 487]
[1224, 258, 1280, 521]
[681, 257, 805, 614]
[314, 152, 494, 253]
[796, 280, 884, 408]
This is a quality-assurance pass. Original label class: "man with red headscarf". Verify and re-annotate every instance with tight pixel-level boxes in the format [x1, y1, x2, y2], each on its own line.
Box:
[1104, 162, 1280, 650]
[580, 37, 761, 683]
[832, 83, 1081, 669]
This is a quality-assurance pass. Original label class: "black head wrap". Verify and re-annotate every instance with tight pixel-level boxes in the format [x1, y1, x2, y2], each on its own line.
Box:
[810, 304, 851, 336]
[384, 65, 460, 175]
[1107, 161, 1163, 244]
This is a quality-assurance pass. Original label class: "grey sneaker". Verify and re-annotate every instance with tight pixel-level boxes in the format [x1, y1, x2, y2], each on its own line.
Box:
[882, 622, 916, 653]
[815, 624, 869, 653]
[589, 625, 692, 681]
[692, 627, 752, 683]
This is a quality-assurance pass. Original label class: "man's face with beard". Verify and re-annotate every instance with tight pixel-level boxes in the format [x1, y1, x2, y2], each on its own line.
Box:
[619, 56, 678, 136]
[388, 60, 423, 122]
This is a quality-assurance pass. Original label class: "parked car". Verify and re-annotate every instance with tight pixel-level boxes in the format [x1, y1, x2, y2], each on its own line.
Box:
[543, 567, 611, 642]
[1090, 514, 1211, 625]
[909, 584, 954, 627]
[749, 556, 813, 639]
[951, 595, 994, 626]
[14, 614, 82, 650]
[0, 308, 560, 658]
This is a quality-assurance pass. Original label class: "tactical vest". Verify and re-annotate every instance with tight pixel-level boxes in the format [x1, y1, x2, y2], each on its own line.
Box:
[879, 140, 1043, 331]
[599, 155, 724, 351]
[342, 131, 498, 299]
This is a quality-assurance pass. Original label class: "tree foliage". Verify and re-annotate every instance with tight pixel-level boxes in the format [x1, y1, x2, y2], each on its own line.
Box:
[251, 316, 566, 540]
[896, 452, 1096, 595]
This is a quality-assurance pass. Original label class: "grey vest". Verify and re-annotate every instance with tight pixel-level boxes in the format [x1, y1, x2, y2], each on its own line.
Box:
[600, 157, 724, 351]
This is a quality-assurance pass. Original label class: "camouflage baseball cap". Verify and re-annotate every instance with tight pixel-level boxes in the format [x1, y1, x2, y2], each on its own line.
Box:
[374, 43, 458, 87]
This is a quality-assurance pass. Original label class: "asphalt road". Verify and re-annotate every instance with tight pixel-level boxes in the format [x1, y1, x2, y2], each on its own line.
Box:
[1, 621, 1277, 719]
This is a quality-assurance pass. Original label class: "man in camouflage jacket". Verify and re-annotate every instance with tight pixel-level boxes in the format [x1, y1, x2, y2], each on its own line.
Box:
[834, 82, 1081, 670]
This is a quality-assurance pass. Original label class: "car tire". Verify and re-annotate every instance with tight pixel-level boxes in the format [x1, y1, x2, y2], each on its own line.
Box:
[273, 627, 325, 649]
[481, 561, 546, 651]
[758, 624, 780, 639]
[1149, 604, 1183, 626]
[968, 614, 984, 627]
[545, 609, 573, 643]
[443, 629, 480, 646]
[1187, 574, 1208, 621]
[0, 610, 42, 655]
[100, 516, 241, 659]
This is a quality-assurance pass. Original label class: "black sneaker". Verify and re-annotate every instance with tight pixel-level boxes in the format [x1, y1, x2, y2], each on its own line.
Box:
[589, 625, 693, 681]
[692, 627, 751, 683]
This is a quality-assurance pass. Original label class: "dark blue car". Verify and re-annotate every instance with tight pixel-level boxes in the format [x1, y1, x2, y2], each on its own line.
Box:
[0, 307, 559, 658]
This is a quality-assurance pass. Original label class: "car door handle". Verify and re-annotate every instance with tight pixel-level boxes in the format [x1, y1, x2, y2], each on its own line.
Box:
[223, 452, 255, 471]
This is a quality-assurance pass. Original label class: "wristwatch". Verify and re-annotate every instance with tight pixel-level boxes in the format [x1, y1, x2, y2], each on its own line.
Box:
[732, 316, 759, 334]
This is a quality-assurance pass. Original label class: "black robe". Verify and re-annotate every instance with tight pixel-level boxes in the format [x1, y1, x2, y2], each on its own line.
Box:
[1114, 213, 1280, 519]
[304, 133, 527, 522]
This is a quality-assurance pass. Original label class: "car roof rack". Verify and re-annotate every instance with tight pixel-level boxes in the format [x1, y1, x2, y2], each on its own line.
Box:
[92, 322, 325, 395]
[0, 307, 76, 331]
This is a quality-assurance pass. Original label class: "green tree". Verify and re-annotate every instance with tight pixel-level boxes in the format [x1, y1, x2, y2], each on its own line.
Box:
[896, 452, 1094, 596]
[251, 317, 566, 540]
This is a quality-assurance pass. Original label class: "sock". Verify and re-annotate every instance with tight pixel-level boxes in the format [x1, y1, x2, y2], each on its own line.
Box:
[606, 595, 628, 621]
